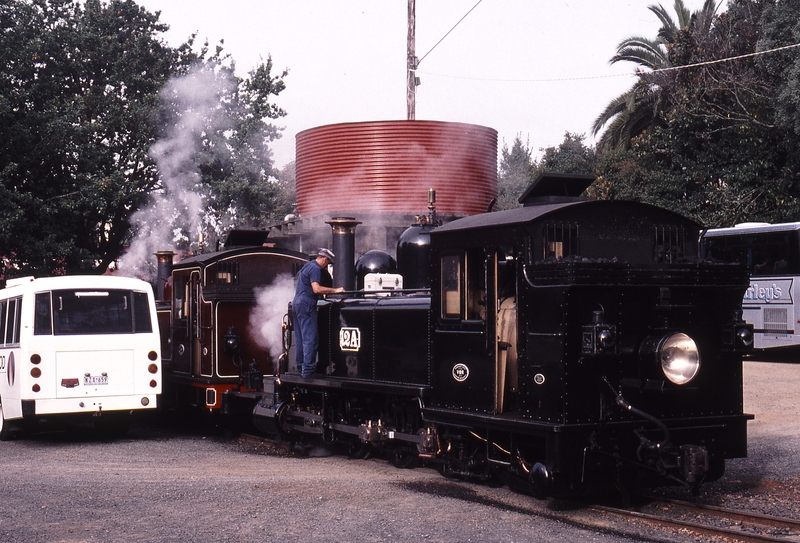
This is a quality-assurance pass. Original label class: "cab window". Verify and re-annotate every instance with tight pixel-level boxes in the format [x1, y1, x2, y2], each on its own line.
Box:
[440, 250, 486, 322]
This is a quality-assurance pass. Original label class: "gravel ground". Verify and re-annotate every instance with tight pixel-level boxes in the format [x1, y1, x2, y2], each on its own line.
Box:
[0, 359, 797, 543]
[656, 359, 800, 519]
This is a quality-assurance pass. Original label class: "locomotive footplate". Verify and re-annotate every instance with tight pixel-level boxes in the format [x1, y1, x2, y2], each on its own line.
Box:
[254, 375, 436, 449]
[275, 372, 431, 398]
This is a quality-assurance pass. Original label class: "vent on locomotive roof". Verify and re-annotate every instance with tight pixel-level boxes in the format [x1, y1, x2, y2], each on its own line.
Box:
[518, 172, 596, 206]
[222, 229, 269, 249]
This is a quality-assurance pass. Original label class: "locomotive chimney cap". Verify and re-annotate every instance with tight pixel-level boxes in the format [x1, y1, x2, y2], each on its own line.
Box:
[318, 248, 335, 264]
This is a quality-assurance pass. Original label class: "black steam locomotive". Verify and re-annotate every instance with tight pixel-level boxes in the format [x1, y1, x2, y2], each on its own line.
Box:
[249, 173, 753, 497]
[154, 173, 753, 496]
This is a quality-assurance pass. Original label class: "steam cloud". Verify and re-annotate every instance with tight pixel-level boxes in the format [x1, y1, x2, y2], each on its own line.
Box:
[249, 273, 296, 357]
[117, 65, 235, 280]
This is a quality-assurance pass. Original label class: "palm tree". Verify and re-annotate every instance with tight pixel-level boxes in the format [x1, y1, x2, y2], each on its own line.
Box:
[592, 0, 720, 150]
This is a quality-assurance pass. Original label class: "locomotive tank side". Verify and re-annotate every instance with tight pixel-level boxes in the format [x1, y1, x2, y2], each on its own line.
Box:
[316, 295, 430, 384]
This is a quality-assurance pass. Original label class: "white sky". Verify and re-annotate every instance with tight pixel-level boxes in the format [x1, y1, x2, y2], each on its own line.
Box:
[133, 1, 688, 170]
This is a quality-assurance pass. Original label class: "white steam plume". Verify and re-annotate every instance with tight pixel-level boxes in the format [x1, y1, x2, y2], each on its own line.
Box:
[117, 65, 235, 279]
[249, 273, 296, 357]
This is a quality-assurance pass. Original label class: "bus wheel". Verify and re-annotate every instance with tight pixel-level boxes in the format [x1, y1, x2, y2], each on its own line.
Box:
[0, 400, 11, 441]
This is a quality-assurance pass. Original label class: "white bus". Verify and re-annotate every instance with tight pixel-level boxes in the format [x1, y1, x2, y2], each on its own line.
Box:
[0, 275, 161, 438]
[702, 222, 800, 352]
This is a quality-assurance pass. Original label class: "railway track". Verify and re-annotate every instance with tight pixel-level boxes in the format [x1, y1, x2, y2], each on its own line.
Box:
[592, 496, 800, 542]
[239, 432, 800, 542]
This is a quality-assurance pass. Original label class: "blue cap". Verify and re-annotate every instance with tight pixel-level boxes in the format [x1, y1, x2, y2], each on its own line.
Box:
[318, 248, 335, 264]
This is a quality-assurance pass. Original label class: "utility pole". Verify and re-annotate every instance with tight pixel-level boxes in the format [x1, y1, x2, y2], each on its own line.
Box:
[407, 0, 416, 120]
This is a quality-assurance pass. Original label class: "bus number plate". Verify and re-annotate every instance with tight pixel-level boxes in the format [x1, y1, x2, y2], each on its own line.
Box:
[84, 375, 108, 386]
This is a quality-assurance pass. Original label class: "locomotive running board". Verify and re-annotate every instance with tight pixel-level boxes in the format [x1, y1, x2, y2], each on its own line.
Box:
[276, 373, 431, 398]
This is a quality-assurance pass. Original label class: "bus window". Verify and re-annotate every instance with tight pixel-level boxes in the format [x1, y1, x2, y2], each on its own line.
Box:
[704, 230, 800, 276]
[51, 289, 150, 335]
[34, 292, 53, 335]
[0, 300, 5, 346]
[134, 291, 153, 333]
[6, 298, 20, 346]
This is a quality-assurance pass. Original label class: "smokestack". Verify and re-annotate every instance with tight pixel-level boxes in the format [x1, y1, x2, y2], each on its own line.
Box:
[326, 217, 361, 291]
[154, 251, 175, 302]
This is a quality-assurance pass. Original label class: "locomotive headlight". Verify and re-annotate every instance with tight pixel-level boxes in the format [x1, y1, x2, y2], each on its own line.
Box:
[659, 333, 700, 385]
[598, 329, 616, 350]
[737, 326, 754, 348]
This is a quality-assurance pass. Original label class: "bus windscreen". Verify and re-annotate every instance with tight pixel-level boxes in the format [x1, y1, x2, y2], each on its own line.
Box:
[34, 289, 152, 335]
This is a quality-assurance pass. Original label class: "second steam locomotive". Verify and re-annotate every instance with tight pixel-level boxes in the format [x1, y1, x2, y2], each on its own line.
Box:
[159, 173, 754, 497]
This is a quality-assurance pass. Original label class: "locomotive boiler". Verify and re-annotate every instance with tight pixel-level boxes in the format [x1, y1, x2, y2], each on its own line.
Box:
[253, 173, 754, 497]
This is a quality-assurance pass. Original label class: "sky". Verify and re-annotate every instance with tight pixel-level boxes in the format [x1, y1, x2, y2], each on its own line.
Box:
[133, 1, 687, 170]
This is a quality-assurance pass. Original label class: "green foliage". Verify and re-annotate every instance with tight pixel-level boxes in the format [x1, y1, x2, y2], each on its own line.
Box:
[537, 132, 596, 176]
[595, 0, 800, 227]
[497, 133, 596, 209]
[0, 0, 174, 275]
[273, 161, 297, 220]
[592, 0, 721, 150]
[0, 0, 289, 276]
[496, 135, 535, 210]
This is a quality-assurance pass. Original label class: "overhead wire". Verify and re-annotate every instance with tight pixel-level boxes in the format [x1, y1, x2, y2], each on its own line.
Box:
[414, 41, 800, 83]
[416, 0, 485, 67]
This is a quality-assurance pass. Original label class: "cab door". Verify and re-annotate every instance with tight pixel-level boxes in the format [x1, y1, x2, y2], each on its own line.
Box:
[171, 270, 200, 375]
[494, 247, 518, 414]
[432, 248, 496, 414]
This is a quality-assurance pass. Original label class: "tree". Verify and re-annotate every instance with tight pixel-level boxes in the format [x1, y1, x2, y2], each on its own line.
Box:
[758, 0, 800, 137]
[130, 47, 289, 258]
[0, 0, 290, 277]
[273, 160, 298, 220]
[594, 0, 800, 227]
[496, 136, 535, 210]
[591, 0, 721, 150]
[536, 132, 596, 177]
[0, 0, 175, 276]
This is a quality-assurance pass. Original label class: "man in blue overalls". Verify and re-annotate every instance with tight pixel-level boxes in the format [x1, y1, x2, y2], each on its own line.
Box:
[292, 248, 345, 377]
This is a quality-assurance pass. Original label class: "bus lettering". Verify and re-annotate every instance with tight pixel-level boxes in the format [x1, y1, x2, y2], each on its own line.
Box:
[745, 283, 784, 303]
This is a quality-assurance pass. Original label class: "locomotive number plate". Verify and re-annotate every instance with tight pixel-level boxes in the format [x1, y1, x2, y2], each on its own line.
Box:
[340, 327, 361, 352]
[83, 375, 108, 386]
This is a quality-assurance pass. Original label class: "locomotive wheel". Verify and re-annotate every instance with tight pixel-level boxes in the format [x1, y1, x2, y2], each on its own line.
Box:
[346, 441, 373, 460]
[436, 462, 457, 479]
[390, 446, 419, 469]
[705, 457, 726, 483]
[275, 402, 294, 435]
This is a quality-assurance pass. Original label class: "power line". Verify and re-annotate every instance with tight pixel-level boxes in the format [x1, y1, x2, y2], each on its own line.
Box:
[416, 0, 484, 67]
[414, 41, 800, 83]
[652, 41, 800, 73]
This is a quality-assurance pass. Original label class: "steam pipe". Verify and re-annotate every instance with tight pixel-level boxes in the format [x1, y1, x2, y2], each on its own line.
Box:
[326, 217, 361, 291]
[154, 250, 175, 302]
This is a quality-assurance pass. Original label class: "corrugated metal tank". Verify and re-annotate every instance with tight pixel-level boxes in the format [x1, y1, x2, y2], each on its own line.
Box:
[295, 120, 497, 216]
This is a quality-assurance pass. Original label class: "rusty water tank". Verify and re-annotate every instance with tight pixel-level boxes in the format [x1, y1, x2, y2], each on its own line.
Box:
[295, 120, 497, 216]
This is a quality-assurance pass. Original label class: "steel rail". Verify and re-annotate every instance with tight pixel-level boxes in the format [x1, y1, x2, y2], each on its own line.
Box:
[592, 500, 800, 543]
